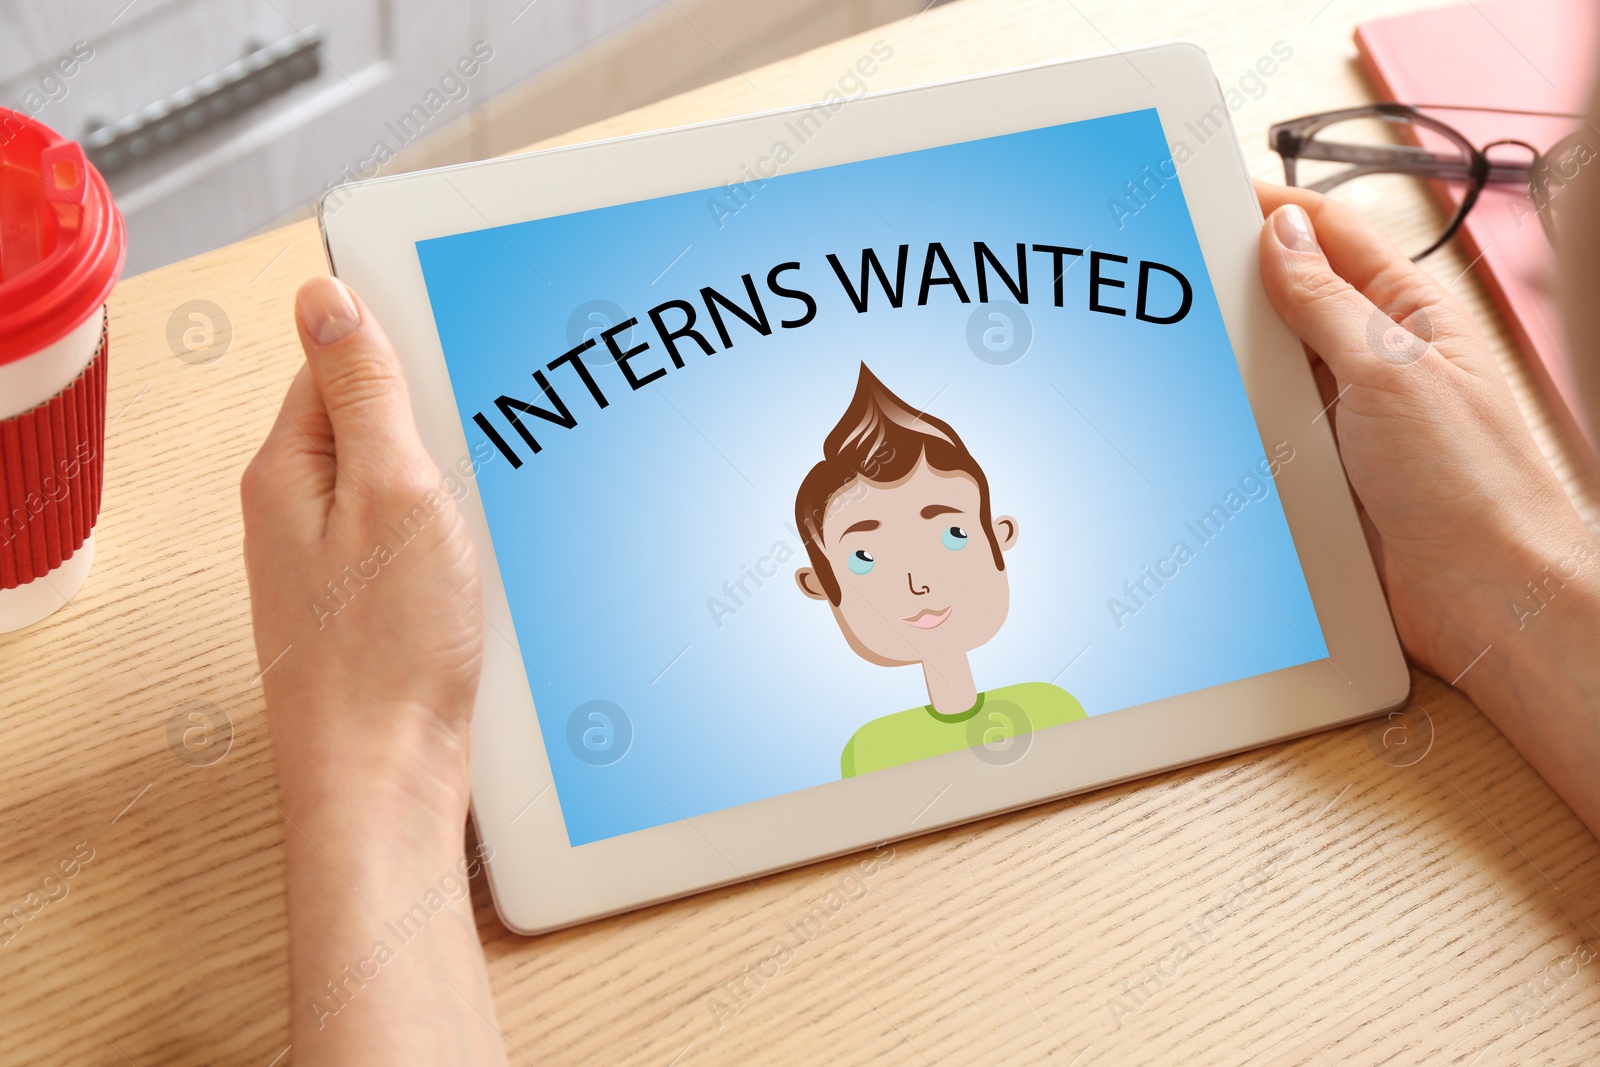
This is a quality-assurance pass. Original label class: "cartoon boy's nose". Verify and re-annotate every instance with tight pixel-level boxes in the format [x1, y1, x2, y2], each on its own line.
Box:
[907, 572, 930, 595]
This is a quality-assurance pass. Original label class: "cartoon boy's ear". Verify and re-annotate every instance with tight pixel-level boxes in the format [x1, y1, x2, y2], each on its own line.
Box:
[993, 515, 1019, 553]
[795, 567, 829, 601]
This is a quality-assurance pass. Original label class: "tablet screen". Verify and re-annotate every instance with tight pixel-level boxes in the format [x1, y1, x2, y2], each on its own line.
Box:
[415, 107, 1327, 846]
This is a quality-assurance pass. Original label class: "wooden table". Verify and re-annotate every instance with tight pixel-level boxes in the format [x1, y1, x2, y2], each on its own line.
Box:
[5, 1, 1599, 1063]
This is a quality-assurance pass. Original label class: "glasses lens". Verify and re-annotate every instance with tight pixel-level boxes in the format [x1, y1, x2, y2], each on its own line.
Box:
[1293, 114, 1474, 259]
[1531, 131, 1597, 245]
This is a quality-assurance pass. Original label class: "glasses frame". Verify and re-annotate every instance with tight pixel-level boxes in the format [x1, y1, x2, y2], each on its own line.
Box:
[1269, 102, 1589, 260]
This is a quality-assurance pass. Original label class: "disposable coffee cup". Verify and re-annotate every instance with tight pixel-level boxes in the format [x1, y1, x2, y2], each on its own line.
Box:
[0, 108, 126, 634]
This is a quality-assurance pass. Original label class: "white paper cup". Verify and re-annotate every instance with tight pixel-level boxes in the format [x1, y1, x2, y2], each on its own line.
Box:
[0, 109, 124, 634]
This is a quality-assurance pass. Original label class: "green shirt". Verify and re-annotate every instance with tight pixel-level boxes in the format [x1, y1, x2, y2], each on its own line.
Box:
[840, 681, 1087, 778]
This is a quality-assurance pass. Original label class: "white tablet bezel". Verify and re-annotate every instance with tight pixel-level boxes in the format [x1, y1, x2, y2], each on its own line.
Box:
[320, 41, 1409, 934]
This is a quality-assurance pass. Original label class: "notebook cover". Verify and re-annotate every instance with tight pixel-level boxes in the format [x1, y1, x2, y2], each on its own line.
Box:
[1354, 0, 1598, 461]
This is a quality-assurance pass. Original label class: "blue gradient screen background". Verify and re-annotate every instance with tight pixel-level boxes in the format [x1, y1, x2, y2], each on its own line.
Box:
[415, 107, 1327, 846]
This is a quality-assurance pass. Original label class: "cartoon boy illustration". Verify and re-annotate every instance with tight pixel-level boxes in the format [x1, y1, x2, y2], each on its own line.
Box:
[794, 363, 1085, 778]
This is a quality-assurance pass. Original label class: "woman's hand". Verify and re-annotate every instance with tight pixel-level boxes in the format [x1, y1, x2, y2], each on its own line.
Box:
[1256, 181, 1595, 675]
[1256, 182, 1600, 836]
[242, 277, 505, 1065]
[242, 275, 485, 812]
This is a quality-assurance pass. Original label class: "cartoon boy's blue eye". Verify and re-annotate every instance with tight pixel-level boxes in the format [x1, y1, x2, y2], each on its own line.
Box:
[941, 526, 969, 550]
[848, 549, 875, 575]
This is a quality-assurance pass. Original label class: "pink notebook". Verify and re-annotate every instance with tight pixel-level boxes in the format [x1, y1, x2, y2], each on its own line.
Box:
[1355, 0, 1598, 460]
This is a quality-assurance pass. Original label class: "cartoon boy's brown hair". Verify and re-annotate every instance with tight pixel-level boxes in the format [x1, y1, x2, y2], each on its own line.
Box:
[794, 363, 1005, 605]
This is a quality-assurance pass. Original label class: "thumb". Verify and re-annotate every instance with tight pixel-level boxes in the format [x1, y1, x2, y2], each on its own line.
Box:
[1257, 203, 1433, 383]
[293, 276, 429, 480]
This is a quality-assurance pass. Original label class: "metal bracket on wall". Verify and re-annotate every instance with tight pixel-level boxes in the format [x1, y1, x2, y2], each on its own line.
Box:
[83, 26, 324, 175]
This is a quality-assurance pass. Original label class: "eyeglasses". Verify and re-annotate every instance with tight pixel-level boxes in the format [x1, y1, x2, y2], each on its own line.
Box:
[1268, 103, 1593, 260]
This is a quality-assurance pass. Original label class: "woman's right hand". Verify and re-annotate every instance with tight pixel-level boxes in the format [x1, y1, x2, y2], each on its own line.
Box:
[1254, 181, 1597, 681]
[1255, 181, 1600, 837]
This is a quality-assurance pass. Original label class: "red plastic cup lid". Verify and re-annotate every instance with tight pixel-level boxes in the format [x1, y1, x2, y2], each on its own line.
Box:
[0, 108, 126, 366]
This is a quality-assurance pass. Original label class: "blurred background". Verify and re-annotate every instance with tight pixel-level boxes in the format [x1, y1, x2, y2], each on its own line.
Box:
[0, 0, 942, 274]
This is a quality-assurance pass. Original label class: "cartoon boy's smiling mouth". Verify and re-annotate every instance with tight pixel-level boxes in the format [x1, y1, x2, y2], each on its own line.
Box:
[902, 606, 951, 629]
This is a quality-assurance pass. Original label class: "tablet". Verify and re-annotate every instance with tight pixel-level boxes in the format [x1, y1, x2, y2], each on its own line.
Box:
[320, 41, 1408, 934]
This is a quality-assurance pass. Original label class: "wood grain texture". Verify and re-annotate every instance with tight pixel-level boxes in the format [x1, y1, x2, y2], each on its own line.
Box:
[2, 1, 1598, 1064]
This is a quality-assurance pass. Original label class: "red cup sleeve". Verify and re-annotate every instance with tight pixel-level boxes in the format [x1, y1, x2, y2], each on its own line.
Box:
[0, 310, 107, 591]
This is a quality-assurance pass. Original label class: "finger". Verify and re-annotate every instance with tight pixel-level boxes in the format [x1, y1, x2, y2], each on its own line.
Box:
[264, 363, 338, 496]
[294, 276, 430, 486]
[1253, 179, 1321, 219]
[1256, 180, 1479, 347]
[1257, 201, 1440, 385]
[1255, 180, 1468, 312]
[1252, 180, 1414, 299]
[242, 364, 336, 540]
[262, 362, 333, 463]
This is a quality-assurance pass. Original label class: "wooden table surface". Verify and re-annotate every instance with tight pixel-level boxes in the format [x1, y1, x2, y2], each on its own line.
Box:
[4, 1, 1599, 1064]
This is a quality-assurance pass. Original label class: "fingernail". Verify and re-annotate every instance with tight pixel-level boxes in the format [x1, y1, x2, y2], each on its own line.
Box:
[1273, 204, 1321, 254]
[298, 276, 361, 345]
